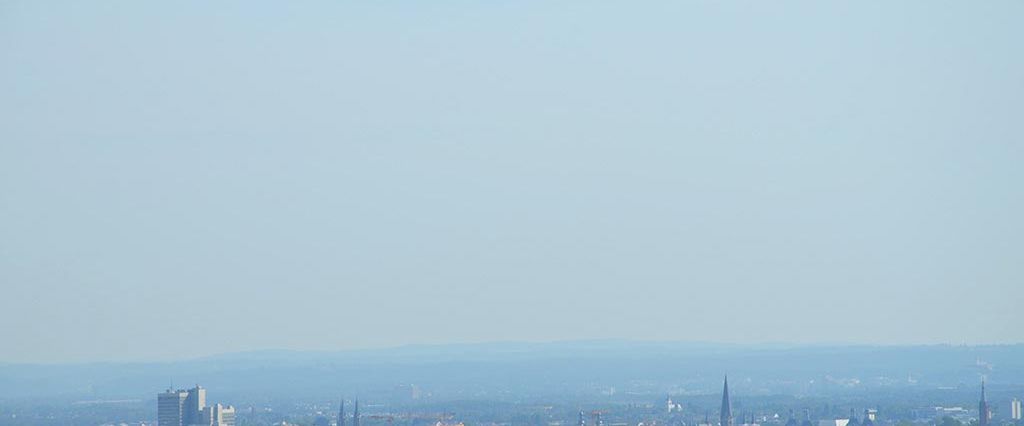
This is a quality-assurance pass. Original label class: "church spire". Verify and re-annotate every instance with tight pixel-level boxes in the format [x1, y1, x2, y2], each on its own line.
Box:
[720, 375, 733, 426]
[979, 378, 989, 426]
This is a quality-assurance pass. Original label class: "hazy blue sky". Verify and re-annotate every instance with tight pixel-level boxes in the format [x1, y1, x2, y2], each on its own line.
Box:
[2, 1, 1022, 363]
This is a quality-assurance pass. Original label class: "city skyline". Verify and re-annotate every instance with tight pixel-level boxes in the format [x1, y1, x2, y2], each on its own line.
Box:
[158, 385, 235, 426]
[5, 344, 1023, 426]
[145, 377, 1005, 426]
[2, 1, 1022, 425]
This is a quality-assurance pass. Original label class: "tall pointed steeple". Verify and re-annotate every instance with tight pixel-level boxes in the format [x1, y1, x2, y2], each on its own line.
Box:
[720, 375, 733, 426]
[338, 399, 346, 426]
[979, 378, 990, 426]
[982, 378, 987, 402]
[353, 399, 360, 426]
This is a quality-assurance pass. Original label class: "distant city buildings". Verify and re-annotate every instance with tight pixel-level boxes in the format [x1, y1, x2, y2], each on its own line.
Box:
[1012, 398, 1022, 421]
[667, 396, 682, 413]
[204, 403, 236, 426]
[339, 399, 346, 426]
[183, 386, 206, 426]
[157, 385, 235, 426]
[147, 375, 1008, 426]
[926, 406, 969, 423]
[847, 408, 860, 426]
[158, 389, 188, 426]
[860, 409, 876, 426]
[800, 409, 813, 426]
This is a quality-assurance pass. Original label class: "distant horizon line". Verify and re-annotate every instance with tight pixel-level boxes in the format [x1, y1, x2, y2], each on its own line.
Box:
[4, 338, 1021, 366]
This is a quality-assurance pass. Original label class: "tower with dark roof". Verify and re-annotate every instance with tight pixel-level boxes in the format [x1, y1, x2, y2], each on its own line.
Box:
[720, 376, 733, 426]
[979, 379, 990, 426]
